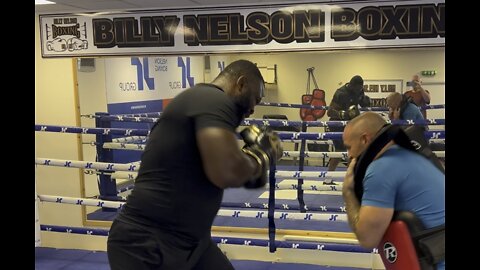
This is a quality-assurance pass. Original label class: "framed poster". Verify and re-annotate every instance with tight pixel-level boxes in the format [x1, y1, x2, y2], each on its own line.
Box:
[363, 80, 403, 107]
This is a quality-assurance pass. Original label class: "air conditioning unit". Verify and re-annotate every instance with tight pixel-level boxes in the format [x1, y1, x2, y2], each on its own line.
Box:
[77, 58, 96, 72]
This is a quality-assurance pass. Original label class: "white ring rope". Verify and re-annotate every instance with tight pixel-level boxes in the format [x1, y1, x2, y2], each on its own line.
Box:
[101, 143, 446, 159]
[111, 136, 147, 143]
[38, 195, 124, 209]
[284, 151, 444, 158]
[286, 140, 334, 144]
[275, 171, 347, 180]
[103, 142, 146, 151]
[103, 140, 333, 151]
[35, 158, 140, 172]
[272, 182, 343, 191]
[217, 209, 347, 222]
[109, 171, 348, 180]
[38, 148, 443, 182]
[38, 195, 347, 222]
[287, 151, 347, 159]
[36, 158, 348, 180]
[283, 139, 444, 144]
[108, 172, 345, 191]
[110, 171, 137, 180]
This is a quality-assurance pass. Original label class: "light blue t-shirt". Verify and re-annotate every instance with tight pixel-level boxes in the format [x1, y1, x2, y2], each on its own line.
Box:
[402, 102, 424, 121]
[362, 145, 445, 270]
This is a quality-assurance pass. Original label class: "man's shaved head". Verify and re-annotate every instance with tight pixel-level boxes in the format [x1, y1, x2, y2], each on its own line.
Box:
[342, 112, 387, 158]
[346, 112, 387, 137]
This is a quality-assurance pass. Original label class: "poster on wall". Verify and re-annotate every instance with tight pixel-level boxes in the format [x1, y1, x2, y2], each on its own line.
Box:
[205, 55, 230, 82]
[39, 0, 445, 57]
[105, 55, 205, 114]
[104, 55, 204, 162]
[363, 80, 403, 108]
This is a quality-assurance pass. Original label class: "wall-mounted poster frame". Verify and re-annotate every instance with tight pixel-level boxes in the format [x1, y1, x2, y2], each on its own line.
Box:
[363, 80, 403, 107]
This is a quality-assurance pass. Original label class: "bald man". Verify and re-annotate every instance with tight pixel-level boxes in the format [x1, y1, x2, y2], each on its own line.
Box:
[404, 75, 431, 118]
[341, 112, 444, 270]
[386, 92, 424, 121]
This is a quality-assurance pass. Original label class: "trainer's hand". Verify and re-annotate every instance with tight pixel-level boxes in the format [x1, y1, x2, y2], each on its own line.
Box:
[240, 125, 283, 188]
[343, 157, 357, 191]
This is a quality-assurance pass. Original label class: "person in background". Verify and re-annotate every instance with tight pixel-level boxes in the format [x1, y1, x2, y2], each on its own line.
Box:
[404, 74, 431, 119]
[325, 75, 370, 184]
[385, 92, 424, 121]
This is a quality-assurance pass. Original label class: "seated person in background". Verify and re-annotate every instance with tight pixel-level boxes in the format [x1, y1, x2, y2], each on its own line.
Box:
[326, 75, 370, 184]
[404, 74, 431, 119]
[386, 92, 424, 121]
[386, 93, 444, 168]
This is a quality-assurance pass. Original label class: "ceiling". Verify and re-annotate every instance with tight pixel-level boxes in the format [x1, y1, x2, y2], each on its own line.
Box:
[35, 0, 372, 14]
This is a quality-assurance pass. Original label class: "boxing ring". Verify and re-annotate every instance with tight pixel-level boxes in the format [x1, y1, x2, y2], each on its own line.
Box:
[34, 102, 445, 270]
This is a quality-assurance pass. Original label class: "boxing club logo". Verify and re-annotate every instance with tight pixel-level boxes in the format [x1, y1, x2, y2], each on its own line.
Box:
[383, 242, 398, 263]
[45, 17, 88, 52]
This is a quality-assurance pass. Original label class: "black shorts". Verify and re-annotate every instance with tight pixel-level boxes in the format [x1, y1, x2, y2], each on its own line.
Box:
[327, 125, 346, 152]
[107, 219, 234, 270]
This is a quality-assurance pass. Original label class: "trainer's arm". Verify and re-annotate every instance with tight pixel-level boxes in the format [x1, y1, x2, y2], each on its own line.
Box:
[196, 127, 260, 189]
[342, 159, 394, 249]
[420, 88, 431, 104]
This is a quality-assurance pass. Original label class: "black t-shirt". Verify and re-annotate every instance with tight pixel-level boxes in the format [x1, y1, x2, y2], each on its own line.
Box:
[117, 83, 242, 241]
[332, 85, 361, 111]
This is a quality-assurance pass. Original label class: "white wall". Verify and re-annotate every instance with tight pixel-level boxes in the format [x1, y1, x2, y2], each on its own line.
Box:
[76, 59, 108, 199]
[35, 14, 107, 251]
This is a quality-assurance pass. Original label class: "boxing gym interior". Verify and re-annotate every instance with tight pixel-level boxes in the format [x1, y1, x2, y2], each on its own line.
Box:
[35, 0, 445, 269]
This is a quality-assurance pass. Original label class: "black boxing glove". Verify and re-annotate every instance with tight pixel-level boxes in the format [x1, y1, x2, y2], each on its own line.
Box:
[358, 94, 371, 107]
[339, 105, 360, 120]
[347, 105, 361, 119]
[338, 110, 349, 120]
[240, 125, 283, 188]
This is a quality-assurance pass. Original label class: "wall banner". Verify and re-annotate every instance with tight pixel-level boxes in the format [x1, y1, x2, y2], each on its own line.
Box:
[105, 56, 204, 106]
[39, 0, 444, 57]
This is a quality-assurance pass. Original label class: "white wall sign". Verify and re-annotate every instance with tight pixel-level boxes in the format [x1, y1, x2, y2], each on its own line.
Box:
[39, 0, 444, 57]
[363, 80, 403, 107]
[105, 56, 204, 105]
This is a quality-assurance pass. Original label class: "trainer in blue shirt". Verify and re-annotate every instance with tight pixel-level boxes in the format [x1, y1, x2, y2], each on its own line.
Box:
[342, 112, 445, 270]
[386, 92, 424, 121]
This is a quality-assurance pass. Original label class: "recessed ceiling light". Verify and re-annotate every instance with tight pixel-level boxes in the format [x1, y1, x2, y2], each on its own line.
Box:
[35, 0, 56, 5]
